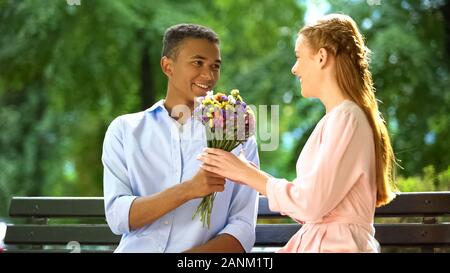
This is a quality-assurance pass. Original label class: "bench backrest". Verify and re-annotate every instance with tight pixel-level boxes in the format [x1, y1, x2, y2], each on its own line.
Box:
[4, 192, 450, 252]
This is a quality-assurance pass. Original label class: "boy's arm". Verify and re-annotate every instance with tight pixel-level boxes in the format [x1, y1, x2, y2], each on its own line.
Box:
[184, 234, 244, 253]
[103, 117, 225, 234]
[129, 170, 224, 230]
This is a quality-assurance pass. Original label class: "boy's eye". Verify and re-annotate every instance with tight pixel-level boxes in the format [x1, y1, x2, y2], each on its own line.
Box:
[193, 60, 203, 66]
[212, 64, 221, 71]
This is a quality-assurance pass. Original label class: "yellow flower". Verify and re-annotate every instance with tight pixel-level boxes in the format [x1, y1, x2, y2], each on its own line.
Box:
[202, 98, 213, 105]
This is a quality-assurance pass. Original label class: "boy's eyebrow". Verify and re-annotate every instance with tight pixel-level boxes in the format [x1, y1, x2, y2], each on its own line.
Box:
[191, 55, 222, 64]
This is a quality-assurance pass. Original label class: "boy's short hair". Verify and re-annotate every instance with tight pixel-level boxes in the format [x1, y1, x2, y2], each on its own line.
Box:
[162, 24, 219, 59]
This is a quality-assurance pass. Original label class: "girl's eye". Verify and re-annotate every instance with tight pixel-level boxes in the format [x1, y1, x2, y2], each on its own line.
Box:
[193, 61, 203, 66]
[212, 64, 221, 71]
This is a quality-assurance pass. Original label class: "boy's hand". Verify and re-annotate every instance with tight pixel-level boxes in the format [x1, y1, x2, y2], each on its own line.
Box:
[186, 169, 225, 199]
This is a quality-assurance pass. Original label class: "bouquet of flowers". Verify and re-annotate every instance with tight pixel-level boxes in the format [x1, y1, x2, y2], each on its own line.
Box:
[192, 89, 256, 228]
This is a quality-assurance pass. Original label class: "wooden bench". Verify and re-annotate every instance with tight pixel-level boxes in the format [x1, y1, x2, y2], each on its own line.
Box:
[4, 192, 450, 252]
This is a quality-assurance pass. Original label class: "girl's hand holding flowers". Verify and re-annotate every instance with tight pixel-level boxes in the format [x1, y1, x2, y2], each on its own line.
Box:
[198, 148, 270, 195]
[197, 148, 255, 185]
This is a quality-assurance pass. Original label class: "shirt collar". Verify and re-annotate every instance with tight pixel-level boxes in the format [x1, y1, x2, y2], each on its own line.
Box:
[146, 99, 200, 126]
[146, 99, 166, 113]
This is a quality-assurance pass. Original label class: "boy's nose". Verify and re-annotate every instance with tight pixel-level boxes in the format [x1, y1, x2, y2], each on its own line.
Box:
[200, 69, 214, 80]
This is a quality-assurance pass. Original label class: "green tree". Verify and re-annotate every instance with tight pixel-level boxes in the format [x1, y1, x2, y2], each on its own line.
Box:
[0, 0, 305, 217]
[327, 0, 450, 177]
[0, 0, 207, 216]
[1, 0, 448, 219]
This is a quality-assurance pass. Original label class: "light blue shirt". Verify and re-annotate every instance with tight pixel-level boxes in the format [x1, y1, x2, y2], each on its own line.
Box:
[102, 100, 259, 253]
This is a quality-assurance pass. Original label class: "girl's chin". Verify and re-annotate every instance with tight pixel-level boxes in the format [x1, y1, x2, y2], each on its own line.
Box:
[300, 89, 310, 98]
[300, 86, 318, 99]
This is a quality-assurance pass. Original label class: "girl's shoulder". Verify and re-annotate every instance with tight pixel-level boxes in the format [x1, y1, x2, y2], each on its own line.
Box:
[328, 100, 367, 124]
[321, 100, 373, 137]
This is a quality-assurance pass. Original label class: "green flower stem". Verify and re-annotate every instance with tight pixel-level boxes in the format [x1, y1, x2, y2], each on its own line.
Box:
[193, 129, 247, 228]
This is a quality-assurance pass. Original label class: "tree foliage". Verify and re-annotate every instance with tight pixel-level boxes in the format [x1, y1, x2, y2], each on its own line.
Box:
[328, 0, 450, 176]
[0, 0, 449, 218]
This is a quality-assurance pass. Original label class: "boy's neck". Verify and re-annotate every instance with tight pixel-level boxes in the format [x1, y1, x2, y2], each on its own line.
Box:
[164, 94, 194, 124]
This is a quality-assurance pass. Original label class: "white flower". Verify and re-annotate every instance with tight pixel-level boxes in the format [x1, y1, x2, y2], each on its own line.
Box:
[227, 95, 236, 104]
[196, 97, 204, 104]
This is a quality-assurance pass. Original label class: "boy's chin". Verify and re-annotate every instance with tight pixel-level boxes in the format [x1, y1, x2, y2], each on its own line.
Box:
[191, 84, 209, 96]
[193, 89, 208, 97]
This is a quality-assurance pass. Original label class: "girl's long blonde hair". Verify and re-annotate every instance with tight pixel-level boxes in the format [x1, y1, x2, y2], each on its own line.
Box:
[300, 14, 398, 207]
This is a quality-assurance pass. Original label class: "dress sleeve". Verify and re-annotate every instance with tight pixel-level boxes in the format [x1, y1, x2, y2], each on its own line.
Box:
[266, 110, 368, 222]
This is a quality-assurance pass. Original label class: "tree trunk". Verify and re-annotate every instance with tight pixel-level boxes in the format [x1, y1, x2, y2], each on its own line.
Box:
[442, 0, 450, 59]
[139, 42, 155, 111]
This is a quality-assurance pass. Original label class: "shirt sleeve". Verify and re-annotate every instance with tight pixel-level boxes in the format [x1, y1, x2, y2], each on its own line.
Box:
[266, 110, 368, 222]
[218, 136, 260, 252]
[102, 117, 138, 235]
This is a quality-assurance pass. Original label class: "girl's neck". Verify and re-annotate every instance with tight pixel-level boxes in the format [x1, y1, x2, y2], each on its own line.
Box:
[319, 81, 352, 113]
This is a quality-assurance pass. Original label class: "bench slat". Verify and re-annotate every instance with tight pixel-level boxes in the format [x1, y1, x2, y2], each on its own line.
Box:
[9, 197, 105, 217]
[258, 192, 450, 218]
[375, 224, 450, 246]
[254, 224, 450, 247]
[9, 192, 450, 218]
[375, 192, 450, 216]
[5, 225, 121, 245]
[6, 223, 450, 247]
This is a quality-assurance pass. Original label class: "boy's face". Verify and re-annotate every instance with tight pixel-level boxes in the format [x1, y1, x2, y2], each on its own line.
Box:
[162, 38, 221, 102]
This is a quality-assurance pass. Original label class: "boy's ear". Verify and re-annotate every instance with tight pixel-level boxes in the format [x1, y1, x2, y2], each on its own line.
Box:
[160, 56, 173, 77]
[318, 48, 328, 69]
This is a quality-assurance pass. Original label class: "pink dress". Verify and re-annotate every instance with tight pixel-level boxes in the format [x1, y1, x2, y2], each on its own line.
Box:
[266, 100, 380, 253]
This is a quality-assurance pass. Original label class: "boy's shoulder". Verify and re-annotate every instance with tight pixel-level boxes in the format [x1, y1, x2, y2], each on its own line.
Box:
[108, 111, 147, 132]
[114, 100, 166, 128]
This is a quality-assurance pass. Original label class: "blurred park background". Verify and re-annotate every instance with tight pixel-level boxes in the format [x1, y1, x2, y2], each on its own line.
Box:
[0, 0, 449, 222]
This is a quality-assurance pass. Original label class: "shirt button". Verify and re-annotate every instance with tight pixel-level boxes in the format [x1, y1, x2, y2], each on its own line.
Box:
[164, 221, 169, 225]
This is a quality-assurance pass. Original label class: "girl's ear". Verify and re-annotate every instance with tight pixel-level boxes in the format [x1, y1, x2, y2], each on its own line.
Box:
[161, 56, 173, 77]
[317, 48, 328, 69]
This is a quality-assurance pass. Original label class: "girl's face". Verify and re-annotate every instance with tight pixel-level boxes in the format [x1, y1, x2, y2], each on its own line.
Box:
[291, 35, 322, 98]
